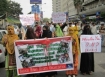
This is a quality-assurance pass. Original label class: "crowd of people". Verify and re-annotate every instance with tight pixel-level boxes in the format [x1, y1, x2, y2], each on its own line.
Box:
[1, 21, 105, 77]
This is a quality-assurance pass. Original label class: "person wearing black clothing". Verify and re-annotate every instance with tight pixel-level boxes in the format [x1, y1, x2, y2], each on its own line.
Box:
[80, 25, 94, 75]
[40, 25, 57, 77]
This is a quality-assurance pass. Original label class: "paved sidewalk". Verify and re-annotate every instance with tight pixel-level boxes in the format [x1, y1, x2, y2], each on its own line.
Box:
[57, 47, 105, 77]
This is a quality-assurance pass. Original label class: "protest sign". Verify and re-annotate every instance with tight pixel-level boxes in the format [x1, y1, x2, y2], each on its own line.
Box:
[52, 12, 66, 23]
[80, 35, 101, 53]
[14, 37, 73, 75]
[19, 14, 35, 26]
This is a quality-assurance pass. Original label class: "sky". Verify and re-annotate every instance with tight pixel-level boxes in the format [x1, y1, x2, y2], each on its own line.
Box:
[11, 0, 52, 18]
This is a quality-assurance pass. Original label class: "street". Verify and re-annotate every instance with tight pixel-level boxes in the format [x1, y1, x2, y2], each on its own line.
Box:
[0, 47, 105, 77]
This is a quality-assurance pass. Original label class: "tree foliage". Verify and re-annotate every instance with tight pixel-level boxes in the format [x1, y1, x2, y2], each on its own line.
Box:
[0, 0, 23, 18]
[73, 0, 83, 15]
[101, 12, 105, 18]
[7, 1, 23, 18]
[43, 18, 50, 23]
[0, 0, 8, 15]
[74, 0, 82, 8]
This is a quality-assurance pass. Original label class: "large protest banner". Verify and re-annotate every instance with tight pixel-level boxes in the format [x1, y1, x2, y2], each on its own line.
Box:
[14, 37, 73, 75]
[52, 12, 66, 23]
[80, 35, 101, 53]
[19, 14, 35, 26]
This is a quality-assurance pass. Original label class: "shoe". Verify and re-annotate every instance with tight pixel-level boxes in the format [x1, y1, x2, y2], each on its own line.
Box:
[68, 75, 71, 77]
[81, 72, 86, 75]
[72, 75, 76, 77]
[88, 71, 93, 75]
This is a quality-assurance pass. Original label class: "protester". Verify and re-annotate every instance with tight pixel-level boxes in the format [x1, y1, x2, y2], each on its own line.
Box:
[80, 25, 94, 75]
[55, 23, 64, 37]
[99, 22, 105, 46]
[2, 25, 19, 77]
[25, 27, 36, 77]
[74, 22, 79, 37]
[18, 24, 26, 40]
[40, 25, 57, 77]
[66, 27, 79, 77]
[63, 23, 70, 36]
[34, 22, 42, 38]
[26, 27, 36, 39]
[90, 23, 97, 35]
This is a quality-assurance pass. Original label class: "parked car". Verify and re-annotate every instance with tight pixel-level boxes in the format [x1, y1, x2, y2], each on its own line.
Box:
[0, 30, 7, 67]
[0, 30, 7, 41]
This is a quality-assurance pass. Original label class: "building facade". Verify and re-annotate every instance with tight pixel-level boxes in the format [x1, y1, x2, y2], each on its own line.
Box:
[52, 0, 77, 17]
[80, 0, 105, 17]
[52, 0, 62, 12]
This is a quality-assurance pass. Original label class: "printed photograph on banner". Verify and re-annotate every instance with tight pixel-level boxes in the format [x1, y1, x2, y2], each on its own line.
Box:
[48, 40, 71, 65]
[16, 44, 47, 68]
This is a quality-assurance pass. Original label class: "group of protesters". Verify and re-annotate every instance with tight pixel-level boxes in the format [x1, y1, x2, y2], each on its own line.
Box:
[1, 20, 105, 77]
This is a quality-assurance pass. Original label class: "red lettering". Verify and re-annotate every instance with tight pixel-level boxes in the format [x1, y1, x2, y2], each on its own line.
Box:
[90, 37, 94, 40]
[96, 42, 99, 47]
[82, 38, 87, 41]
[85, 42, 89, 46]
[91, 42, 95, 47]
[95, 36, 100, 40]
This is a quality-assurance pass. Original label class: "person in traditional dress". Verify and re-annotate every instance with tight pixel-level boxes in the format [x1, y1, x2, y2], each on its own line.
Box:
[66, 27, 80, 77]
[55, 24, 64, 37]
[39, 25, 57, 77]
[74, 22, 79, 37]
[80, 25, 94, 75]
[2, 25, 19, 77]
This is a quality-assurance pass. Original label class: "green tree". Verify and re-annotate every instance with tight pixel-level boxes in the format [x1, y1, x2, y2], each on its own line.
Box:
[0, 0, 8, 15]
[43, 18, 50, 23]
[7, 1, 23, 18]
[73, 0, 83, 15]
[101, 12, 105, 19]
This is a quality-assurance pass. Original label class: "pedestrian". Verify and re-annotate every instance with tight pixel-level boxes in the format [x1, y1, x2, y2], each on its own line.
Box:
[99, 22, 105, 46]
[40, 25, 57, 77]
[25, 27, 36, 77]
[63, 23, 71, 36]
[55, 23, 64, 37]
[66, 27, 80, 77]
[80, 25, 94, 75]
[90, 23, 97, 35]
[34, 22, 42, 38]
[2, 25, 19, 77]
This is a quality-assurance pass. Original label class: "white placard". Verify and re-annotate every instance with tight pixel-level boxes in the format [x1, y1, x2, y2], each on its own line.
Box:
[52, 12, 66, 23]
[80, 35, 101, 53]
[19, 14, 35, 26]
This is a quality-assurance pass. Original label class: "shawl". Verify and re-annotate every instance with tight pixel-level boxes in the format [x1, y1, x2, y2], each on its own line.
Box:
[55, 24, 64, 37]
[67, 27, 80, 55]
[2, 26, 19, 54]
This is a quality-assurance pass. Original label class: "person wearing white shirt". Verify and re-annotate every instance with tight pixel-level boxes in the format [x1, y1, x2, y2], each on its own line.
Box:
[90, 23, 97, 35]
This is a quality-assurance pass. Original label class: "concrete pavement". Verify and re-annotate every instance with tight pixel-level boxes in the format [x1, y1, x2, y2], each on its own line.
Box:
[57, 47, 105, 77]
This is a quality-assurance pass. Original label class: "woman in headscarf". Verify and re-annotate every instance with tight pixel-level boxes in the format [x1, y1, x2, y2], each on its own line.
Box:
[26, 27, 36, 39]
[24, 27, 37, 77]
[66, 27, 80, 77]
[74, 22, 79, 37]
[55, 23, 64, 37]
[40, 25, 57, 77]
[42, 26, 52, 38]
[80, 25, 94, 75]
[34, 22, 42, 38]
[2, 25, 19, 77]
